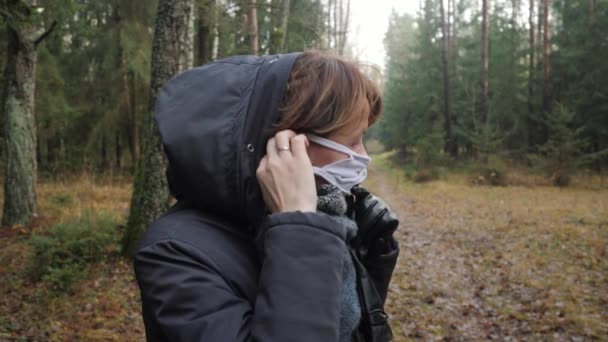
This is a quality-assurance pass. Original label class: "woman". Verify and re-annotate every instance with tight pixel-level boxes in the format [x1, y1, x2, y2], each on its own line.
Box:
[134, 51, 399, 341]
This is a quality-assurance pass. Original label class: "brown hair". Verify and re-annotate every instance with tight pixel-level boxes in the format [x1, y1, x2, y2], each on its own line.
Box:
[272, 50, 383, 137]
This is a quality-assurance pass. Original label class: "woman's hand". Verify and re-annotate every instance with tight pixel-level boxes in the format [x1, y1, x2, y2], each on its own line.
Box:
[351, 185, 399, 257]
[256, 130, 318, 213]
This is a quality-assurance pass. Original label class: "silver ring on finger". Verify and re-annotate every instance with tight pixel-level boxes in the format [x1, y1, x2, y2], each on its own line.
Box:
[277, 145, 290, 152]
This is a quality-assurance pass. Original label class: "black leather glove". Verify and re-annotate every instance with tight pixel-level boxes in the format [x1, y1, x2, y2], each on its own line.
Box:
[351, 185, 399, 258]
[351, 185, 400, 305]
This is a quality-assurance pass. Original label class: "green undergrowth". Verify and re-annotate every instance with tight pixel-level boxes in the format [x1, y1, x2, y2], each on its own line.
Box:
[27, 210, 121, 295]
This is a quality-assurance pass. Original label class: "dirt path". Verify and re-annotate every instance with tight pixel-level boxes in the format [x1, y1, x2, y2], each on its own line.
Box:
[367, 165, 494, 340]
[365, 164, 607, 341]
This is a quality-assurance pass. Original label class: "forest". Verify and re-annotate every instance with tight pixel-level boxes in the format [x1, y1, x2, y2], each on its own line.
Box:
[375, 0, 608, 185]
[0, 0, 607, 340]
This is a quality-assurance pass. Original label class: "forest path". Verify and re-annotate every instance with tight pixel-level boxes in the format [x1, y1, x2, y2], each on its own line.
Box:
[366, 164, 493, 340]
[364, 163, 606, 341]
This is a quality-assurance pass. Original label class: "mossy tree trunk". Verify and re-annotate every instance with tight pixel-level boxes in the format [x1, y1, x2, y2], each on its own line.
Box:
[122, 0, 194, 256]
[1, 2, 55, 227]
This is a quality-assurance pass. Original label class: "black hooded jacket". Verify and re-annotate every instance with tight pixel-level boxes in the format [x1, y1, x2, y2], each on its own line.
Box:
[133, 53, 397, 342]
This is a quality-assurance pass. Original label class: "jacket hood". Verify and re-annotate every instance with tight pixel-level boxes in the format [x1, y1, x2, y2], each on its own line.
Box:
[154, 53, 301, 230]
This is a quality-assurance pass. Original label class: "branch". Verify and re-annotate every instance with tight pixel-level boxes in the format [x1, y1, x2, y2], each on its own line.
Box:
[34, 20, 57, 47]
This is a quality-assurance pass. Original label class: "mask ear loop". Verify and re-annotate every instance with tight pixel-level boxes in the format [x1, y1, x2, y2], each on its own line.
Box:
[305, 134, 371, 162]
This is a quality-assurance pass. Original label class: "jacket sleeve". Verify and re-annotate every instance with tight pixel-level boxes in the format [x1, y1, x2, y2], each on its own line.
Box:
[134, 210, 350, 342]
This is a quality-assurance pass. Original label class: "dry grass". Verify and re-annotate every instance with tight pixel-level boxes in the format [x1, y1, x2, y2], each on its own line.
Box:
[365, 153, 608, 340]
[0, 176, 142, 341]
[1, 165, 607, 340]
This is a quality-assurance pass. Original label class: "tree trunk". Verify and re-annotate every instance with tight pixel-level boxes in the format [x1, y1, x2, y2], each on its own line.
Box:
[542, 0, 550, 112]
[101, 132, 108, 171]
[340, 0, 350, 55]
[116, 132, 122, 171]
[211, 0, 219, 60]
[588, 0, 596, 18]
[527, 0, 536, 150]
[480, 0, 489, 125]
[332, 0, 338, 51]
[326, 0, 333, 49]
[1, 4, 55, 227]
[537, 0, 542, 67]
[439, 0, 456, 157]
[279, 0, 290, 52]
[528, 0, 535, 114]
[248, 0, 259, 55]
[123, 0, 195, 256]
[511, 0, 519, 62]
[197, 0, 212, 65]
[337, 0, 343, 53]
[447, 0, 452, 51]
[129, 70, 140, 167]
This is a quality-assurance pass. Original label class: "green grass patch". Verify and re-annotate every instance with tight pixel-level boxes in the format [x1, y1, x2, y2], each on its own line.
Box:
[27, 211, 120, 295]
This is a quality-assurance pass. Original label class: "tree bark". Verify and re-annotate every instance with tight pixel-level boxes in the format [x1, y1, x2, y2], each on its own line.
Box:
[279, 0, 290, 52]
[339, 0, 350, 55]
[526, 0, 536, 150]
[326, 0, 332, 49]
[1, 3, 55, 227]
[248, 0, 259, 55]
[115, 132, 122, 171]
[123, 0, 195, 256]
[197, 0, 212, 64]
[332, 0, 337, 51]
[480, 0, 489, 125]
[129, 70, 140, 166]
[528, 0, 535, 114]
[588, 0, 596, 19]
[447, 0, 452, 51]
[101, 132, 108, 171]
[337, 0, 343, 54]
[439, 0, 456, 157]
[541, 0, 550, 112]
[537, 0, 542, 68]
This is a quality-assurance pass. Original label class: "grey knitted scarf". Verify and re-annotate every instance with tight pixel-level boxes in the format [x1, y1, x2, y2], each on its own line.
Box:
[316, 184, 361, 342]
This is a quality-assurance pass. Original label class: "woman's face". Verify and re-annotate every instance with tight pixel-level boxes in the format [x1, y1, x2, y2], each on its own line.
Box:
[307, 111, 369, 188]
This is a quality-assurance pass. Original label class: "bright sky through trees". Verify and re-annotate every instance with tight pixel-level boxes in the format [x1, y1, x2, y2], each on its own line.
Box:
[350, 0, 418, 69]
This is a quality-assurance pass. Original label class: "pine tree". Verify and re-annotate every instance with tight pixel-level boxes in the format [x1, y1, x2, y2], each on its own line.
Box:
[122, 0, 195, 256]
[1, 0, 56, 227]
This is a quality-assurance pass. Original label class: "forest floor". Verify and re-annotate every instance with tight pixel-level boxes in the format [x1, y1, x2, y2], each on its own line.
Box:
[0, 162, 607, 341]
[367, 155, 608, 341]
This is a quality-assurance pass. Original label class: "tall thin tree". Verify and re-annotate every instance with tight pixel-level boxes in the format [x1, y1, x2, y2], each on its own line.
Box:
[480, 0, 489, 124]
[439, 0, 456, 156]
[122, 0, 195, 256]
[326, 0, 333, 49]
[541, 0, 550, 112]
[1, 0, 55, 227]
[197, 0, 215, 65]
[279, 0, 290, 52]
[248, 0, 258, 55]
[528, 0, 535, 114]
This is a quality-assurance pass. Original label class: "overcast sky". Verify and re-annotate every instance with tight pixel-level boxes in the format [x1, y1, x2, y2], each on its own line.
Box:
[349, 0, 419, 70]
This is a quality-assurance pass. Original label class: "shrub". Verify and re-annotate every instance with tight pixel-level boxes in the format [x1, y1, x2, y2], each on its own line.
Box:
[469, 158, 508, 186]
[538, 104, 589, 187]
[472, 166, 507, 186]
[41, 264, 87, 293]
[49, 192, 74, 207]
[414, 126, 444, 170]
[413, 169, 438, 183]
[28, 211, 119, 295]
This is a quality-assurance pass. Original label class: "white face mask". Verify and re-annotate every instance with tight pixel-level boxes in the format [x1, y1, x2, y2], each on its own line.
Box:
[305, 134, 371, 193]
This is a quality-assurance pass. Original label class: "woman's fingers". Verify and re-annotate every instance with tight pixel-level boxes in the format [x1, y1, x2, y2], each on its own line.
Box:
[274, 129, 297, 156]
[256, 130, 317, 213]
[266, 137, 278, 160]
[290, 134, 310, 162]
